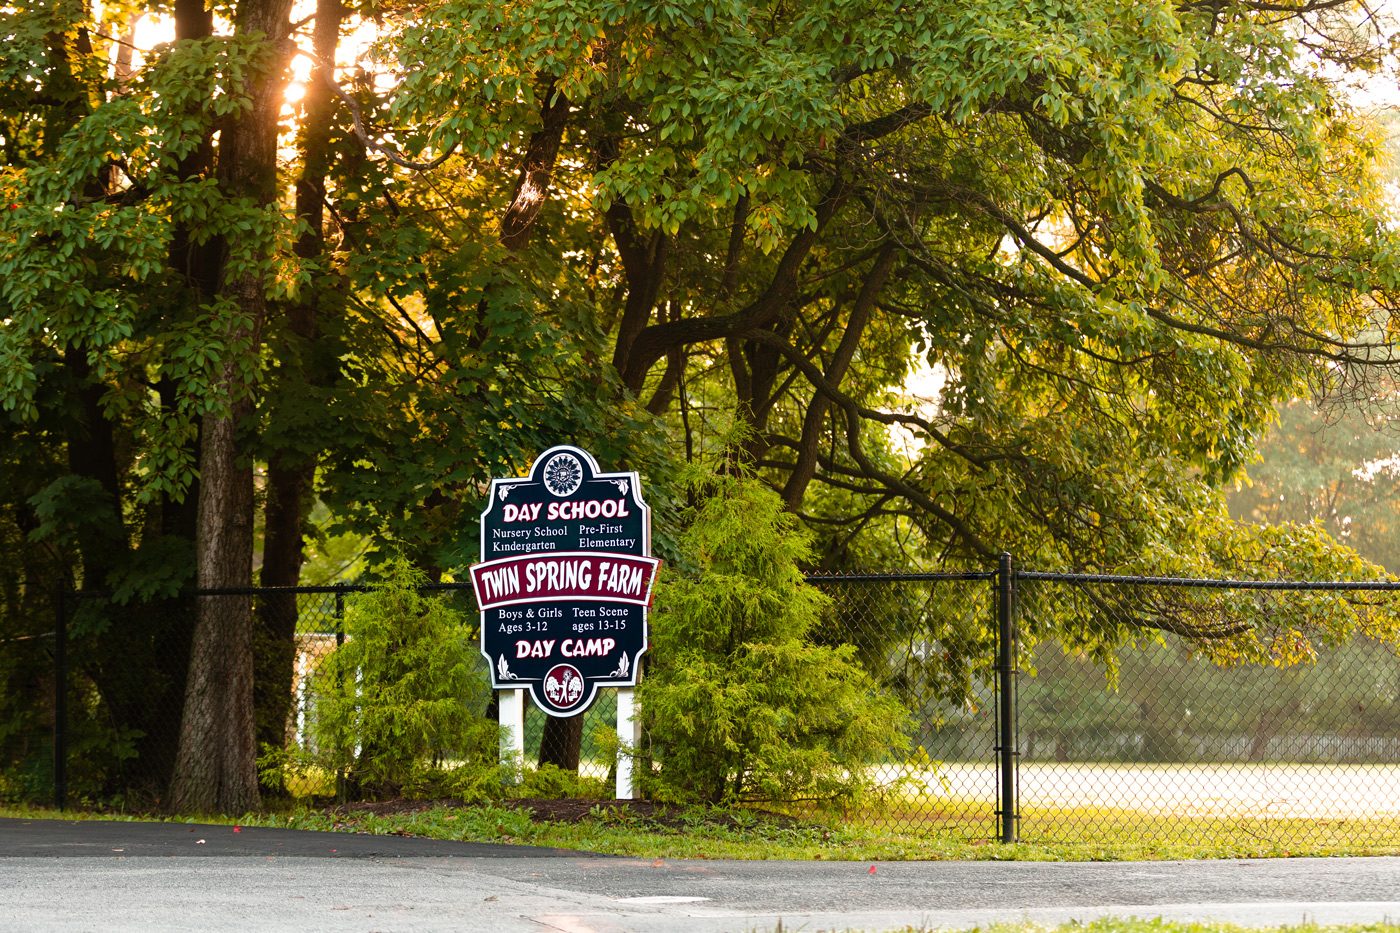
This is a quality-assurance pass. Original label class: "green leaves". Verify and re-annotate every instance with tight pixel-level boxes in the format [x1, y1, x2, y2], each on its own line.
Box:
[1230, 399, 1400, 577]
[2, 0, 1398, 807]
[639, 475, 908, 806]
[307, 556, 498, 798]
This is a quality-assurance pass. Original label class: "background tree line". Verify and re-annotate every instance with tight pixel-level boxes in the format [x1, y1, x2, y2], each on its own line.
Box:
[4, 0, 1400, 813]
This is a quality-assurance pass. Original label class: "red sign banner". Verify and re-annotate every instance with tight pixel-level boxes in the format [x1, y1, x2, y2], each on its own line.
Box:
[471, 551, 660, 611]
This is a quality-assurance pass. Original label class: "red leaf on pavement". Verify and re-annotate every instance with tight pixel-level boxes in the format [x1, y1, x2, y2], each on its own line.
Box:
[233, 826, 242, 833]
[867, 865, 877, 873]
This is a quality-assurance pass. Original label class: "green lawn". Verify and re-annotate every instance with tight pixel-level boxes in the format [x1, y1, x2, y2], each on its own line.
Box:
[8, 800, 1397, 861]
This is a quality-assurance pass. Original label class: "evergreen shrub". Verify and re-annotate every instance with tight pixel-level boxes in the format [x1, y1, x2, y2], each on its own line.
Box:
[271, 556, 499, 800]
[637, 475, 908, 807]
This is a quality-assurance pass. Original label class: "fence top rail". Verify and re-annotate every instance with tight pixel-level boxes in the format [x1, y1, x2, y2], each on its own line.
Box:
[61, 570, 1400, 598]
[65, 581, 481, 599]
[1018, 571, 1400, 590]
[66, 574, 997, 599]
[803, 571, 996, 582]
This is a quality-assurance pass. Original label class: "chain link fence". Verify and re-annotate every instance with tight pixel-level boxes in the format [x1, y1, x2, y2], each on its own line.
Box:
[270, 587, 618, 787]
[13, 566, 1400, 848]
[805, 573, 1001, 840]
[805, 571, 1400, 846]
[1013, 575, 1400, 847]
[17, 584, 618, 807]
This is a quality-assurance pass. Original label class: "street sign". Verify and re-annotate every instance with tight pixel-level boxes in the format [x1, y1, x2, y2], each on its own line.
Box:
[471, 445, 654, 717]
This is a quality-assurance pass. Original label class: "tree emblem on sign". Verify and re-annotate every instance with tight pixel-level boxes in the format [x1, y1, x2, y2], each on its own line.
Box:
[543, 663, 585, 708]
[543, 453, 583, 496]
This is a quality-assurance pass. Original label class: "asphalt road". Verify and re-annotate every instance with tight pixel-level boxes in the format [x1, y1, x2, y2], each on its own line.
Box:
[0, 816, 579, 859]
[4, 818, 1400, 932]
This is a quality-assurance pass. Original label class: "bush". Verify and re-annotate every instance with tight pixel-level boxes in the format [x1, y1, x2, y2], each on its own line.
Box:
[636, 475, 908, 807]
[278, 556, 498, 800]
[513, 762, 607, 799]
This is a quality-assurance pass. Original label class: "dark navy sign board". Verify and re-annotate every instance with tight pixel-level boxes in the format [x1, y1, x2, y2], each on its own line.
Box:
[471, 446, 654, 717]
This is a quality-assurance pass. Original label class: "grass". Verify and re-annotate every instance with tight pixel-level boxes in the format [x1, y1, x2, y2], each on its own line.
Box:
[6, 798, 1400, 862]
[858, 795, 1400, 852]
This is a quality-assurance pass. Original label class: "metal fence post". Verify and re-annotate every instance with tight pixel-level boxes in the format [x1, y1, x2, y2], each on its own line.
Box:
[53, 588, 67, 812]
[996, 553, 1019, 843]
[334, 587, 345, 648]
[334, 587, 346, 804]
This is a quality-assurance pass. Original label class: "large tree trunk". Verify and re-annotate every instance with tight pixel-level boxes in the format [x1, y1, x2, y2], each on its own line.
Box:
[137, 0, 223, 805]
[170, 405, 261, 814]
[254, 0, 344, 794]
[254, 453, 312, 789]
[538, 715, 585, 772]
[169, 0, 294, 814]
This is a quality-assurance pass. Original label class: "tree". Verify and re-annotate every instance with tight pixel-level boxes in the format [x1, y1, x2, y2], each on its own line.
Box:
[377, 0, 1400, 689]
[638, 472, 907, 805]
[0, 0, 293, 807]
[165, 0, 300, 816]
[1230, 398, 1400, 572]
[4, 0, 1400, 805]
[0, 0, 664, 802]
[251, 0, 347, 795]
[382, 0, 1400, 576]
[297, 555, 497, 800]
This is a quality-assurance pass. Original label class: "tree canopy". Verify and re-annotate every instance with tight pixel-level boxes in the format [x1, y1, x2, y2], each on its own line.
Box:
[376, 0, 1400, 573]
[4, 0, 1400, 809]
[1231, 396, 1400, 572]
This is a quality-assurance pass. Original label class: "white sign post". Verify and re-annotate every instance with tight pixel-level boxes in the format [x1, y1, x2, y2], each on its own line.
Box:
[615, 686, 641, 799]
[498, 687, 526, 778]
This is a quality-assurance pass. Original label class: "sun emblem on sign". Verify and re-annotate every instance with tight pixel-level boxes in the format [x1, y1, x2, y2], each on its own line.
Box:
[542, 452, 583, 497]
